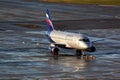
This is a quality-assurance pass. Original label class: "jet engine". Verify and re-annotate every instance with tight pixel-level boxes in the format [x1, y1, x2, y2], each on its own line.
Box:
[51, 47, 59, 55]
[86, 46, 96, 52]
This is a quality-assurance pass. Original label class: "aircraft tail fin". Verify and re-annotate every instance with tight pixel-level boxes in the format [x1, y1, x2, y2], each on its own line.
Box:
[46, 9, 55, 32]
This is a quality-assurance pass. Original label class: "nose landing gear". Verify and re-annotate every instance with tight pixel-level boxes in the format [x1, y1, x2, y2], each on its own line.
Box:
[76, 49, 96, 60]
[76, 50, 85, 56]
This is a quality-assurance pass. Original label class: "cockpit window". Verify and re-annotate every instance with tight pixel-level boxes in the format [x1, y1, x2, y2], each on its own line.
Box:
[79, 39, 90, 42]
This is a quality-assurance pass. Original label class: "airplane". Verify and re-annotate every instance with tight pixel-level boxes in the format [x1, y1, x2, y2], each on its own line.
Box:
[45, 9, 96, 56]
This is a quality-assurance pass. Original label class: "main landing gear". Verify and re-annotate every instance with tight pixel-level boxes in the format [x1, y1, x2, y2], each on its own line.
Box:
[51, 48, 85, 57]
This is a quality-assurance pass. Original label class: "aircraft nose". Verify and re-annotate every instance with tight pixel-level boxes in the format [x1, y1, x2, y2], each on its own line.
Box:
[83, 44, 89, 49]
[82, 43, 92, 49]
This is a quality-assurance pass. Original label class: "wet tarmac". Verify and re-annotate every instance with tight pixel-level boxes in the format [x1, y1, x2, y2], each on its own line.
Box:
[0, 29, 120, 80]
[0, 0, 120, 80]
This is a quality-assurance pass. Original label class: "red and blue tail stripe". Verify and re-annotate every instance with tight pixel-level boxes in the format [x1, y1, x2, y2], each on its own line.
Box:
[46, 9, 55, 43]
[46, 9, 54, 32]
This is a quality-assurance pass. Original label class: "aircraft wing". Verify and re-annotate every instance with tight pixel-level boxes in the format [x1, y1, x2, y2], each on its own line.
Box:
[37, 42, 66, 47]
[26, 31, 47, 35]
[0, 46, 49, 52]
[31, 41, 66, 47]
[89, 35, 120, 43]
[32, 41, 68, 49]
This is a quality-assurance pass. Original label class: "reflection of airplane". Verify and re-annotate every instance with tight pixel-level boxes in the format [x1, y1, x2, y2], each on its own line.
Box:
[45, 9, 96, 56]
[51, 57, 87, 72]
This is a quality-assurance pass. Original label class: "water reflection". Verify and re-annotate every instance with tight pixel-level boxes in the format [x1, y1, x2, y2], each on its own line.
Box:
[50, 55, 96, 72]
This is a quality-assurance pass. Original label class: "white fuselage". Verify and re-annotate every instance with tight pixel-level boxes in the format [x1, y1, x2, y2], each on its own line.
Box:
[50, 30, 93, 50]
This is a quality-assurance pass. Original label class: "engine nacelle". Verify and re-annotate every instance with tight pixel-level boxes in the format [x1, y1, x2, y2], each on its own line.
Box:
[52, 47, 59, 53]
[86, 46, 96, 52]
[51, 47, 59, 55]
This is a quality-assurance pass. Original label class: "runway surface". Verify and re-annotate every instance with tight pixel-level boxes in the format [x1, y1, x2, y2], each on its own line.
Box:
[0, 0, 120, 80]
